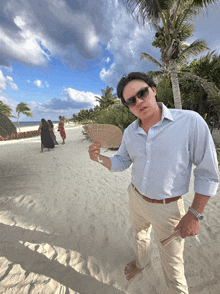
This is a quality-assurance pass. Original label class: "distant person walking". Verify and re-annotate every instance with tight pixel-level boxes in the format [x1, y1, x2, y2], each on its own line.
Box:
[48, 120, 58, 145]
[58, 116, 66, 144]
[38, 118, 54, 152]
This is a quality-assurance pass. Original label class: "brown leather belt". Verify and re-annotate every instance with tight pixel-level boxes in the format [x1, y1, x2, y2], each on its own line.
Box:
[131, 183, 181, 204]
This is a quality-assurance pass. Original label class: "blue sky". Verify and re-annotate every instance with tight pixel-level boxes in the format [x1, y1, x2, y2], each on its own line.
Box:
[0, 0, 220, 122]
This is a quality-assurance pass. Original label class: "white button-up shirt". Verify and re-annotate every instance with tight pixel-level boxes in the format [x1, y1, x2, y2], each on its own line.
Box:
[110, 103, 219, 199]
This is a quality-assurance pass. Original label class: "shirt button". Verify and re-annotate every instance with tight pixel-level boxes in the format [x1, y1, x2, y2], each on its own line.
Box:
[147, 160, 150, 163]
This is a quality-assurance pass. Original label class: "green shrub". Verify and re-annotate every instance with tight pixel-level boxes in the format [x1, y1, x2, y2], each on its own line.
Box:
[94, 105, 136, 132]
[217, 150, 220, 167]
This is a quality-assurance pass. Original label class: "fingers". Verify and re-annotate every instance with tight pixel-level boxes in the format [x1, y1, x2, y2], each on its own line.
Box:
[88, 143, 101, 161]
[180, 227, 199, 239]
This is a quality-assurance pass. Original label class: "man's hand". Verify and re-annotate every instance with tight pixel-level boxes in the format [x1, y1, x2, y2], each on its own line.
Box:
[88, 143, 101, 162]
[174, 210, 200, 239]
[88, 143, 112, 169]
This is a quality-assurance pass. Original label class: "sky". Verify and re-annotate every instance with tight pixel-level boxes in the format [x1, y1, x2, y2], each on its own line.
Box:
[0, 0, 220, 122]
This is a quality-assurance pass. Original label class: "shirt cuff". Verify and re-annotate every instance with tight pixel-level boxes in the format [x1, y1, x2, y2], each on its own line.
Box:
[109, 157, 125, 172]
[194, 178, 219, 196]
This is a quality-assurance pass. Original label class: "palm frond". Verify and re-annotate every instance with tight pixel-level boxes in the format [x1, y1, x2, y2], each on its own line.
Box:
[122, 0, 173, 25]
[141, 53, 163, 68]
[147, 70, 167, 79]
[179, 71, 218, 99]
[192, 0, 218, 8]
[178, 23, 195, 40]
[22, 112, 33, 117]
[178, 39, 209, 64]
[175, 1, 201, 28]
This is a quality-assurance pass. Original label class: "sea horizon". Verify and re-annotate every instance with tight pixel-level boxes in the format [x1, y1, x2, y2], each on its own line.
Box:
[12, 121, 59, 128]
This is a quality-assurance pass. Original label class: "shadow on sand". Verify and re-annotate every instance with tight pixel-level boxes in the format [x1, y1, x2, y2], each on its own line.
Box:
[0, 223, 125, 294]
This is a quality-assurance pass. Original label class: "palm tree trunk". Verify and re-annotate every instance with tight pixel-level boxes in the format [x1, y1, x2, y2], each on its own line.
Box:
[17, 113, 20, 132]
[168, 59, 182, 109]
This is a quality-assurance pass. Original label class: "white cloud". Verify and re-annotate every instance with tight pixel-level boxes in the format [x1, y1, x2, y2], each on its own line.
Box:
[27, 80, 30, 83]
[45, 81, 49, 88]
[0, 71, 18, 92]
[0, 70, 6, 91]
[103, 57, 111, 63]
[34, 80, 42, 87]
[98, 0, 158, 86]
[0, 0, 219, 93]
[61, 88, 99, 107]
[6, 76, 18, 90]
[0, 25, 49, 68]
[0, 0, 104, 69]
[6, 88, 100, 122]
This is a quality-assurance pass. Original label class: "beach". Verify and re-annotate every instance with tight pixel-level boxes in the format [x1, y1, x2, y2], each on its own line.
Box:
[0, 125, 220, 294]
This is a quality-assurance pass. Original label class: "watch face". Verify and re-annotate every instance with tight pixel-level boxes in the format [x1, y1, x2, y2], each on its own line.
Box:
[199, 215, 204, 220]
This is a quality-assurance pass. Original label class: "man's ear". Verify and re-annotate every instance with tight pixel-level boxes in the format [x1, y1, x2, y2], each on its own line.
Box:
[151, 86, 157, 94]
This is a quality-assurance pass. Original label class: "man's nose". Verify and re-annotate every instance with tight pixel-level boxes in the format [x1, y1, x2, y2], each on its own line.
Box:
[135, 96, 144, 105]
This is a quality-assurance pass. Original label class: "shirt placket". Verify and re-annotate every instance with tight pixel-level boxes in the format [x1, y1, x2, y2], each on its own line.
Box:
[141, 128, 154, 195]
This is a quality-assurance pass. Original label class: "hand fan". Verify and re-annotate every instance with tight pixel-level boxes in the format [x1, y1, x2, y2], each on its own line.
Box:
[83, 124, 123, 148]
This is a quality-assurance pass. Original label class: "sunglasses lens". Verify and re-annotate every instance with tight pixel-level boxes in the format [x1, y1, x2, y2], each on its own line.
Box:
[137, 87, 148, 98]
[125, 87, 149, 107]
[126, 97, 136, 107]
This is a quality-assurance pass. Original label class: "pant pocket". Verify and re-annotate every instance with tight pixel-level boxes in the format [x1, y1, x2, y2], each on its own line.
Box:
[177, 198, 185, 218]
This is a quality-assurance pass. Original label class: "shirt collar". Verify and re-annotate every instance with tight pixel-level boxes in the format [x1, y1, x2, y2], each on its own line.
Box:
[158, 102, 174, 122]
[134, 102, 174, 131]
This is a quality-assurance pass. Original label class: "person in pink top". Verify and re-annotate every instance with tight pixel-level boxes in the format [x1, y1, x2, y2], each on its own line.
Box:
[58, 116, 66, 144]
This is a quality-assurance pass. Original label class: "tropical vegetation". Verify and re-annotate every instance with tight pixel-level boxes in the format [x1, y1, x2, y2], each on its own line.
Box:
[0, 101, 16, 118]
[122, 0, 217, 109]
[71, 87, 136, 132]
[16, 102, 33, 131]
[155, 51, 220, 130]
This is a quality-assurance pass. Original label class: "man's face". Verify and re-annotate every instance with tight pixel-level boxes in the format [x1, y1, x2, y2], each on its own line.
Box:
[123, 80, 158, 120]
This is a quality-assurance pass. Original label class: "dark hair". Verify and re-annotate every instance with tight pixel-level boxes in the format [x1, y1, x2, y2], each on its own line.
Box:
[117, 72, 157, 108]
[59, 116, 62, 120]
[41, 118, 49, 130]
[47, 120, 53, 128]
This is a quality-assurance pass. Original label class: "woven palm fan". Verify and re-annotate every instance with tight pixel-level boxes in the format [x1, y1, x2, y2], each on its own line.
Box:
[83, 124, 123, 148]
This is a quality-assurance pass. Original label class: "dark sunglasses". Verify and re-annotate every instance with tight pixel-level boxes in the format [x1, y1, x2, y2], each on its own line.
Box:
[124, 86, 149, 107]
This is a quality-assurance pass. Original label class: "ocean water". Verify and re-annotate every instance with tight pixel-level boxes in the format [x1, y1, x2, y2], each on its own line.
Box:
[12, 121, 59, 128]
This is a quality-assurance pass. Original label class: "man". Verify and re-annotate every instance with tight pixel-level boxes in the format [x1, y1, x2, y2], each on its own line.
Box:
[88, 72, 219, 294]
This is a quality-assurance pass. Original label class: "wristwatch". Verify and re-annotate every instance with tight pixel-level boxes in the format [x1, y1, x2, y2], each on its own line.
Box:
[188, 207, 204, 220]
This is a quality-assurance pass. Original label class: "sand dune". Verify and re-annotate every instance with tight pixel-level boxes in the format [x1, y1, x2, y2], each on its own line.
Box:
[0, 125, 219, 293]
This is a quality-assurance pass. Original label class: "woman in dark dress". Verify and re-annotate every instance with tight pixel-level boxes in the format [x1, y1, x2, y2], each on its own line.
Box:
[47, 120, 58, 145]
[38, 119, 54, 152]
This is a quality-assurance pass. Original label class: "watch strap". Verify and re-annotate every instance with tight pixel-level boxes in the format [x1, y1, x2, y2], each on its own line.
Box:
[188, 207, 204, 220]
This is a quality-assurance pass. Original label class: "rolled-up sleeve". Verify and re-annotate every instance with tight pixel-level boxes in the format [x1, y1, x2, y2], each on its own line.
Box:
[191, 114, 219, 196]
[109, 130, 132, 172]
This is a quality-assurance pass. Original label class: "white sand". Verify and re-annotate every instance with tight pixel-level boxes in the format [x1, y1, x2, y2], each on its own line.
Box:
[0, 125, 219, 294]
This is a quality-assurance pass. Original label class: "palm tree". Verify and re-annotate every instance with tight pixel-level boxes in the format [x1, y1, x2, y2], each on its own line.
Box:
[95, 86, 120, 110]
[182, 51, 220, 129]
[140, 48, 218, 104]
[0, 101, 16, 118]
[122, 0, 216, 108]
[16, 102, 33, 132]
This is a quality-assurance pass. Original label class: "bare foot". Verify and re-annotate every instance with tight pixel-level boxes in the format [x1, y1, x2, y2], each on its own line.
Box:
[124, 260, 143, 281]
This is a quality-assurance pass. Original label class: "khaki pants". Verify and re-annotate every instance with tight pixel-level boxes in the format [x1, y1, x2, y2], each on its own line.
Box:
[128, 183, 188, 294]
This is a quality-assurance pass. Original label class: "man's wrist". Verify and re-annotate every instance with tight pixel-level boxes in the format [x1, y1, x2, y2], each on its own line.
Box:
[188, 207, 204, 220]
